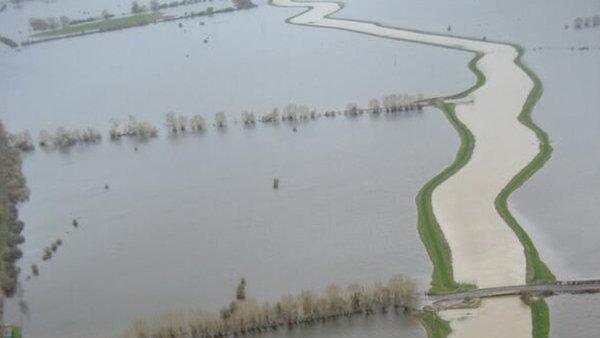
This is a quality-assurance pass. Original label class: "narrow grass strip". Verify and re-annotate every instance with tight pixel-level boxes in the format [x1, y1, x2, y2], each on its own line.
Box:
[531, 299, 550, 338]
[31, 12, 162, 38]
[416, 311, 452, 338]
[494, 45, 556, 284]
[416, 53, 483, 295]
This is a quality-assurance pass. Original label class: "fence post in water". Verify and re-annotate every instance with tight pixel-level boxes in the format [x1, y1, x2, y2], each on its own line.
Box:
[273, 178, 279, 189]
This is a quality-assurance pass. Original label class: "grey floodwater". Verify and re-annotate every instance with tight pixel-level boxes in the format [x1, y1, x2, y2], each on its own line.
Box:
[547, 294, 600, 338]
[0, 0, 476, 337]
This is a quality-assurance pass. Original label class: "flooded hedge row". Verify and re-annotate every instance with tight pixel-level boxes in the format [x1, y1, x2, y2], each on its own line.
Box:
[7, 94, 426, 151]
[122, 276, 419, 338]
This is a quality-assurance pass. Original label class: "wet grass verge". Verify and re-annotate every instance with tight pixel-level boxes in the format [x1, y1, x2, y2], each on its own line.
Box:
[416, 311, 451, 338]
[31, 12, 163, 38]
[494, 45, 556, 285]
[531, 299, 550, 338]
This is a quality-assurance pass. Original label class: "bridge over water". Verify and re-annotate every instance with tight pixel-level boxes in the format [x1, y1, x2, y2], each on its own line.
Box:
[427, 279, 600, 304]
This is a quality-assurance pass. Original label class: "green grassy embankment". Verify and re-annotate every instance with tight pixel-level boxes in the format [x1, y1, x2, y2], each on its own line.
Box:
[31, 12, 163, 38]
[495, 45, 556, 285]
[531, 299, 550, 338]
[416, 53, 483, 295]
[419, 47, 553, 336]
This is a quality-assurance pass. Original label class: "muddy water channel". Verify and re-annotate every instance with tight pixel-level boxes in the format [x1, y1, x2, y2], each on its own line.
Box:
[0, 1, 475, 337]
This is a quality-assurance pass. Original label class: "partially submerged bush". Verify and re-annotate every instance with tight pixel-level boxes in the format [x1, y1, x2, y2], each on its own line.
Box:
[344, 103, 362, 116]
[166, 112, 189, 134]
[260, 108, 279, 123]
[214, 112, 227, 128]
[8, 131, 34, 151]
[189, 114, 206, 131]
[241, 112, 256, 125]
[110, 116, 158, 140]
[368, 98, 381, 114]
[38, 127, 101, 148]
[382, 94, 421, 112]
[31, 264, 39, 276]
[42, 247, 52, 261]
[282, 104, 310, 121]
[50, 238, 62, 253]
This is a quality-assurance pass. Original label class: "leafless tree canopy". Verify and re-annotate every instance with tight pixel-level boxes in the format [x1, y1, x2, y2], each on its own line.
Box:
[214, 112, 227, 128]
[37, 127, 102, 148]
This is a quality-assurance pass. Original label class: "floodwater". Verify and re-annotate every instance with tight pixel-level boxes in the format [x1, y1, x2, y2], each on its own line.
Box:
[0, 0, 476, 337]
[547, 294, 600, 338]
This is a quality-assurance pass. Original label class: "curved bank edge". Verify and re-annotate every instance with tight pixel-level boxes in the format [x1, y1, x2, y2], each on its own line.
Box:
[495, 45, 555, 285]
[416, 54, 483, 295]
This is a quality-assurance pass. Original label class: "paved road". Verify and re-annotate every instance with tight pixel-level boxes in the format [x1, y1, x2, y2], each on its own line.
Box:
[428, 280, 600, 303]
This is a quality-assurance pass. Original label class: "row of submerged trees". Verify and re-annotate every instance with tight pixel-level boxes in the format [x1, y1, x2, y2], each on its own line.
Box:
[572, 15, 600, 30]
[122, 276, 419, 338]
[7, 94, 427, 151]
[0, 121, 29, 297]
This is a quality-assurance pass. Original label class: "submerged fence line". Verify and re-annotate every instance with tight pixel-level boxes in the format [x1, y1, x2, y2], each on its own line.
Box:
[122, 276, 419, 338]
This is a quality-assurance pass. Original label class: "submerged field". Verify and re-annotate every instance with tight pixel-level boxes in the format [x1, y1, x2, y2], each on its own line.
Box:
[0, 0, 598, 337]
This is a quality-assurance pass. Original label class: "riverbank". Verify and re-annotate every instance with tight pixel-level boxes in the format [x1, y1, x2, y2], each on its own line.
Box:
[415, 54, 483, 295]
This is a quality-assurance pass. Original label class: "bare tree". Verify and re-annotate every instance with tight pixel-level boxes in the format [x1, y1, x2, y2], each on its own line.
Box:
[241, 111, 256, 125]
[189, 114, 205, 131]
[368, 98, 381, 114]
[215, 112, 227, 128]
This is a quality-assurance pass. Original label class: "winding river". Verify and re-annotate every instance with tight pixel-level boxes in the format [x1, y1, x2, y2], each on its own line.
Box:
[271, 0, 546, 336]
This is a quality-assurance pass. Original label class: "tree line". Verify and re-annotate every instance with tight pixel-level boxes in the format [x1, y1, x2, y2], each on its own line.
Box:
[8, 94, 427, 151]
[122, 276, 419, 338]
[572, 15, 600, 30]
[0, 121, 29, 297]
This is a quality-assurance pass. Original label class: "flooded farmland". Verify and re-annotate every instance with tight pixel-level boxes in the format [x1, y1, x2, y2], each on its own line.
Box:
[1, 0, 599, 337]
